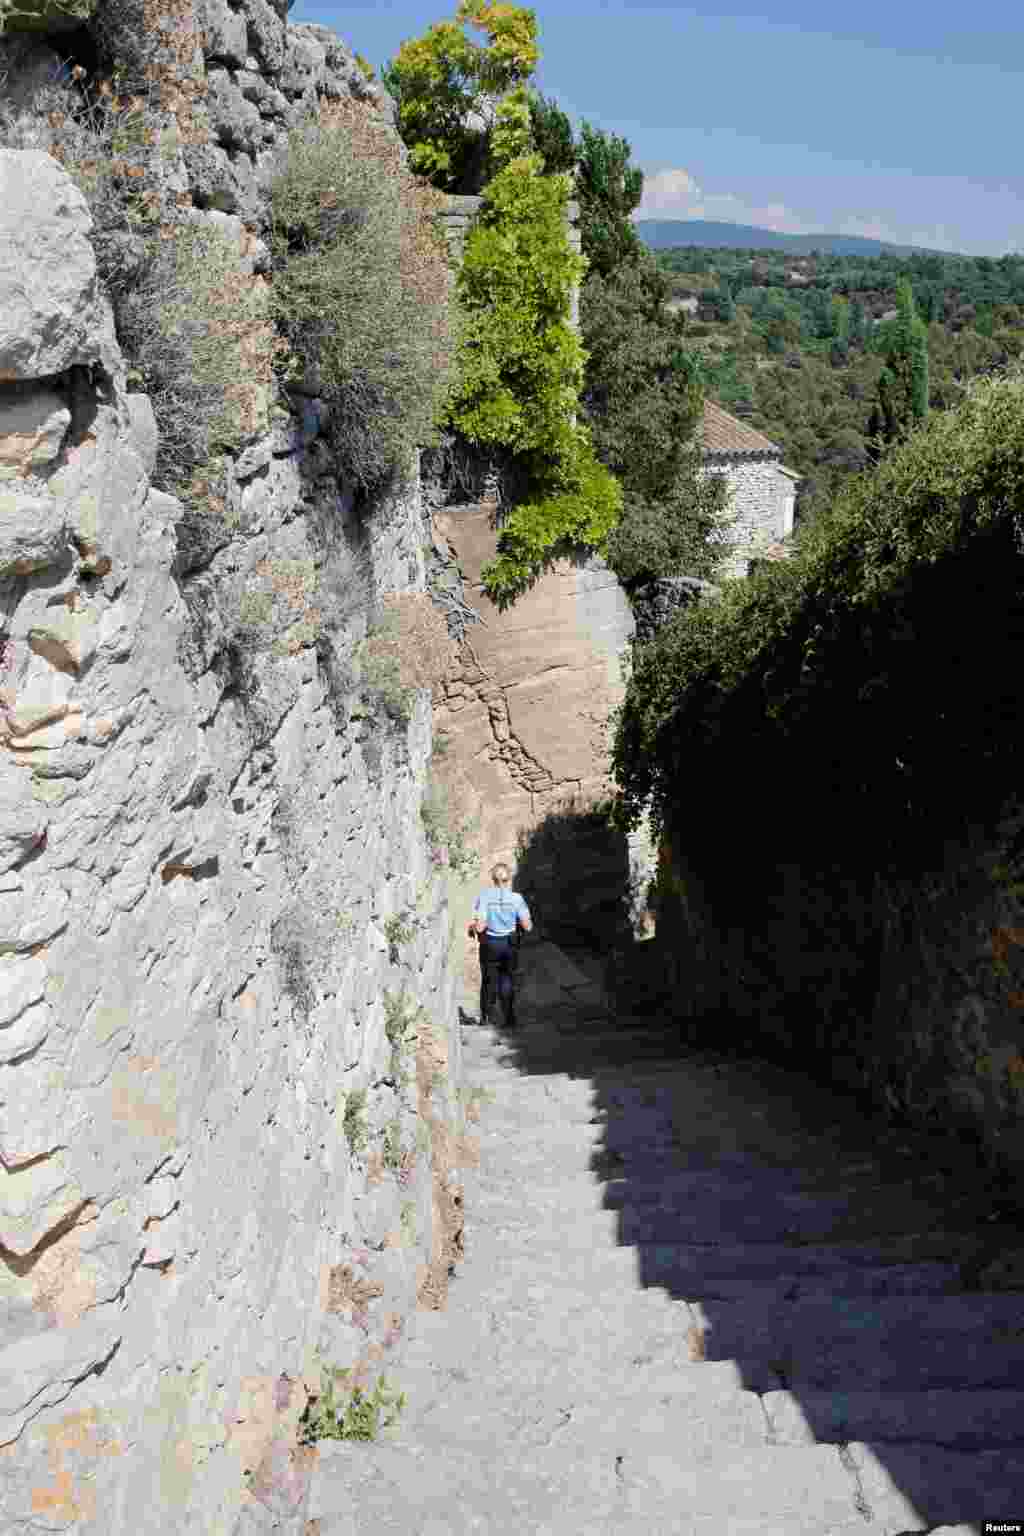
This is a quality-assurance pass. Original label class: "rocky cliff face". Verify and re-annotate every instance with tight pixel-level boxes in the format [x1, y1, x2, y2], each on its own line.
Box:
[0, 20, 473, 1534]
[428, 500, 661, 999]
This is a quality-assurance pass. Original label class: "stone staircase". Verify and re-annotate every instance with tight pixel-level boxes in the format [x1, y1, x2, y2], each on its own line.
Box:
[305, 946, 1024, 1535]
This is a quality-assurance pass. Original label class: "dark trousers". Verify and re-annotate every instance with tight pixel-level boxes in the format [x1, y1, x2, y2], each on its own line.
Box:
[479, 934, 518, 1022]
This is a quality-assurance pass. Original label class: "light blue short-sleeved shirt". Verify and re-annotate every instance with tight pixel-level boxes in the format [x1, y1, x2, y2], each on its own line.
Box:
[473, 886, 531, 938]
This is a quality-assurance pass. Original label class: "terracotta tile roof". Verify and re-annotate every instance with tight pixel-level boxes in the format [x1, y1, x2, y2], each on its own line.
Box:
[698, 401, 781, 460]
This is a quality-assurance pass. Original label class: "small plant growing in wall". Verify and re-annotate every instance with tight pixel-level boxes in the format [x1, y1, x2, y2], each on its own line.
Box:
[298, 1364, 406, 1444]
[383, 912, 416, 959]
[399, 1201, 417, 1246]
[343, 1088, 369, 1156]
[239, 590, 275, 629]
[421, 774, 481, 881]
[383, 989, 422, 1090]
[382, 1115, 403, 1171]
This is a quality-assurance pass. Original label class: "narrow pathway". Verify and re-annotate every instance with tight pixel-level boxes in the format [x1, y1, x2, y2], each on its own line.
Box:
[308, 950, 1024, 1535]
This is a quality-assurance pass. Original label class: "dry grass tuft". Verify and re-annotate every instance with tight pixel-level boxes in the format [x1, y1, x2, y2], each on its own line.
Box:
[267, 94, 461, 497]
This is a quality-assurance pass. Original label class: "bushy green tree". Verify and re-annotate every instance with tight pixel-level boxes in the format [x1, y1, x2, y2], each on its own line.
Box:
[574, 119, 643, 282]
[580, 256, 726, 587]
[580, 258, 701, 498]
[526, 88, 576, 176]
[380, 0, 539, 193]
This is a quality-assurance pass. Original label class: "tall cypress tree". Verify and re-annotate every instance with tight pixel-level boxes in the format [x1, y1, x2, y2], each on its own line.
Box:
[868, 278, 929, 454]
[848, 297, 866, 349]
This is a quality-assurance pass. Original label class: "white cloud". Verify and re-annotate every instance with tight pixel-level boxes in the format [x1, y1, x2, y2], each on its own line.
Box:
[634, 168, 819, 235]
[633, 166, 1020, 255]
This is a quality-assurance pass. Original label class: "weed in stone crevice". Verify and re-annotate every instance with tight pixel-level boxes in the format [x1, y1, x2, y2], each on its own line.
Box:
[383, 911, 416, 963]
[342, 1087, 368, 1156]
[297, 1364, 405, 1445]
[399, 1201, 416, 1246]
[383, 989, 422, 1091]
[382, 1115, 403, 1171]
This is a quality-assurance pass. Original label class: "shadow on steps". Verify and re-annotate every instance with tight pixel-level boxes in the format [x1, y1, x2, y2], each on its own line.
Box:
[459, 930, 1024, 1532]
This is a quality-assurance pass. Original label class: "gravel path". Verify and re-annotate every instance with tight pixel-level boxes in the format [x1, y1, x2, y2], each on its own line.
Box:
[307, 948, 1024, 1535]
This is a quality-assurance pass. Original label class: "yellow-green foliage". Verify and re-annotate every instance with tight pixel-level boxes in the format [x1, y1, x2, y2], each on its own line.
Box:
[612, 364, 1024, 839]
[446, 153, 622, 603]
[382, 0, 539, 188]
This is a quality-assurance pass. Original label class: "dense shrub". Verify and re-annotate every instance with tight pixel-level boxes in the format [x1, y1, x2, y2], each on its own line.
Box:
[118, 217, 279, 500]
[612, 365, 1024, 865]
[604, 465, 732, 589]
[267, 97, 459, 498]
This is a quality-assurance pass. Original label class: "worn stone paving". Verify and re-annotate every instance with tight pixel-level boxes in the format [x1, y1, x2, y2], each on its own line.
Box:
[307, 949, 1024, 1535]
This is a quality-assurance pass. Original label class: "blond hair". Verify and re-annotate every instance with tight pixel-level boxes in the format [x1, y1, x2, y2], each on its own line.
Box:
[490, 862, 511, 884]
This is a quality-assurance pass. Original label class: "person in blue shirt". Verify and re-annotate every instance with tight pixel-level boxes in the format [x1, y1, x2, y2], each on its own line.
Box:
[468, 862, 532, 1028]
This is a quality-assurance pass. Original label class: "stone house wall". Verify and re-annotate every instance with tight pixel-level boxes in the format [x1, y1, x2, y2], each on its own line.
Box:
[703, 456, 798, 578]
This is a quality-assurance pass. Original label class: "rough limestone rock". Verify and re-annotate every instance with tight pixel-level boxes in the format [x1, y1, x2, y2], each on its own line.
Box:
[0, 383, 70, 480]
[433, 504, 633, 863]
[630, 573, 721, 647]
[0, 488, 67, 574]
[0, 149, 117, 381]
[430, 503, 659, 972]
[0, 89, 466, 1535]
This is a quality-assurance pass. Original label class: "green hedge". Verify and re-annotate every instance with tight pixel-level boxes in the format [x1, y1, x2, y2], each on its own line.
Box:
[611, 365, 1024, 868]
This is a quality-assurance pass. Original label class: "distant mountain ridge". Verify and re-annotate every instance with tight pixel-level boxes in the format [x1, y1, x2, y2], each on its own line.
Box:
[634, 219, 961, 259]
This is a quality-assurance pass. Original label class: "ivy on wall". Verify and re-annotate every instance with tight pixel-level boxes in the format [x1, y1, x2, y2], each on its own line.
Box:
[446, 151, 622, 604]
[384, 1, 623, 606]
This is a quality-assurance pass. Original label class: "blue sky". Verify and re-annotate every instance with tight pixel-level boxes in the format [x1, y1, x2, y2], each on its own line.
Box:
[289, 2, 1024, 255]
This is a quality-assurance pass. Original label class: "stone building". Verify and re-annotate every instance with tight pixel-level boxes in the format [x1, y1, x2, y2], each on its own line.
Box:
[697, 400, 802, 577]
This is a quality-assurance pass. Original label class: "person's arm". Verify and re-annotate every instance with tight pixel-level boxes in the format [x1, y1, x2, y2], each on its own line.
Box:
[516, 895, 533, 934]
[468, 895, 485, 938]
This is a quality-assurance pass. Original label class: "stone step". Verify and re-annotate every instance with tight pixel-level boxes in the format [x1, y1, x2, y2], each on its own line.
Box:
[765, 1386, 1024, 1450]
[305, 1436, 914, 1534]
[462, 1241, 964, 1303]
[458, 1226, 993, 1304]
[458, 1032, 691, 1068]
[686, 1290, 1024, 1393]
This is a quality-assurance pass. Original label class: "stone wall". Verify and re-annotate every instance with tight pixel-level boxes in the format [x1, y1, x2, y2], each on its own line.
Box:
[0, 18, 476, 1534]
[703, 456, 795, 577]
[430, 501, 647, 972]
[635, 803, 1024, 1198]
